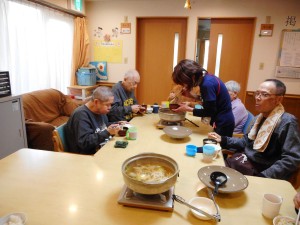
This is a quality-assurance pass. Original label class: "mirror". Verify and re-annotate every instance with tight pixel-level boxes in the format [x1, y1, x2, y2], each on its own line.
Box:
[195, 19, 211, 70]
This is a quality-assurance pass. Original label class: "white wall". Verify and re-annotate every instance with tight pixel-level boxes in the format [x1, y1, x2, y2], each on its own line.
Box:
[86, 0, 300, 94]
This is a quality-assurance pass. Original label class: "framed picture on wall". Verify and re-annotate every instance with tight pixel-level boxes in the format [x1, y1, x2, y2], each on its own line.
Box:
[89, 61, 108, 81]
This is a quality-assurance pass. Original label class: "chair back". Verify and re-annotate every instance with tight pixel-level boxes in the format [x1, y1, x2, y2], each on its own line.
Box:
[233, 110, 255, 138]
[242, 110, 255, 134]
[52, 123, 68, 152]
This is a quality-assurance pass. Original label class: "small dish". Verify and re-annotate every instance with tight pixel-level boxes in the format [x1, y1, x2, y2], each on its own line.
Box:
[163, 126, 192, 139]
[273, 215, 296, 225]
[0, 212, 27, 225]
[203, 138, 217, 145]
[169, 103, 180, 110]
[118, 129, 127, 137]
[188, 197, 218, 220]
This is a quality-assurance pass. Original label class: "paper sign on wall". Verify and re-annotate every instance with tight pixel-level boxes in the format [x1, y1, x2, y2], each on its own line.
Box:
[121, 23, 131, 34]
[93, 40, 123, 63]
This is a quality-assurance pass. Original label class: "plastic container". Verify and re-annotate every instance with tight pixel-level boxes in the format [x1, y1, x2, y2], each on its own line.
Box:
[186, 145, 197, 156]
[76, 71, 96, 86]
[126, 127, 137, 140]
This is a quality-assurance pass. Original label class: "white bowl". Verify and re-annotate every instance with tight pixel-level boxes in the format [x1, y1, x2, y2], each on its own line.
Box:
[0, 212, 27, 225]
[188, 197, 218, 220]
[273, 215, 296, 225]
[163, 126, 192, 139]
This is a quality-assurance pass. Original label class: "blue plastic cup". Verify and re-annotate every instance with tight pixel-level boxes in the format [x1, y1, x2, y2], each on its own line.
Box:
[186, 144, 197, 157]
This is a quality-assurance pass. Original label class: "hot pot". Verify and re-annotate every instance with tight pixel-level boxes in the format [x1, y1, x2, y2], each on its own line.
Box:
[121, 153, 179, 195]
[158, 108, 186, 122]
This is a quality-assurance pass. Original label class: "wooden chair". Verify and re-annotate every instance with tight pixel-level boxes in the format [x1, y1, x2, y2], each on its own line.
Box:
[52, 123, 68, 152]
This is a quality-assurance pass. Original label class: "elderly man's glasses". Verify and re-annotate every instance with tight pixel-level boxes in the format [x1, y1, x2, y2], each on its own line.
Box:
[254, 91, 281, 99]
[128, 81, 139, 86]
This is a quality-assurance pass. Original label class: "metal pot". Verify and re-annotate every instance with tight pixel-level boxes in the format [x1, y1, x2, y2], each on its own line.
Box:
[158, 108, 186, 122]
[121, 153, 179, 195]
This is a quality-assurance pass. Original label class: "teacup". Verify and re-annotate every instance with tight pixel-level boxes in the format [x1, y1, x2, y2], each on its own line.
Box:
[204, 144, 221, 159]
[262, 193, 283, 219]
[152, 105, 159, 113]
[202, 145, 216, 163]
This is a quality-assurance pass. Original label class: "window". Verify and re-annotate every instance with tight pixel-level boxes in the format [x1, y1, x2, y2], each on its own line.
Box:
[0, 0, 74, 94]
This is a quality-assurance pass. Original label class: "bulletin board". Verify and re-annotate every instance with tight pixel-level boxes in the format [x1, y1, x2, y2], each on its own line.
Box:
[93, 40, 123, 63]
[275, 29, 300, 79]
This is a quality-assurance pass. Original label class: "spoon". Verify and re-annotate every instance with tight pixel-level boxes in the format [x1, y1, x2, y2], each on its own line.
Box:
[210, 171, 227, 195]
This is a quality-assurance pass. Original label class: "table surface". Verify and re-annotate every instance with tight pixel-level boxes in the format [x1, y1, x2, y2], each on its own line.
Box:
[0, 113, 297, 224]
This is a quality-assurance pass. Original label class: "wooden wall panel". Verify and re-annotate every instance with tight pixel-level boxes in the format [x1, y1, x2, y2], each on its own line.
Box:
[245, 91, 300, 123]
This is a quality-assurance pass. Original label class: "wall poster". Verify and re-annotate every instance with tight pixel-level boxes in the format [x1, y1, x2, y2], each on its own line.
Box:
[276, 29, 300, 79]
[93, 40, 123, 63]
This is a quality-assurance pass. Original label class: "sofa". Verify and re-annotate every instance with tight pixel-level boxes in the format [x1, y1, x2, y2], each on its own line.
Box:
[22, 88, 79, 151]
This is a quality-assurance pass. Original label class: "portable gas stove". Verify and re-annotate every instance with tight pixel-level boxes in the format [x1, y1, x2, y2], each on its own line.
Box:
[156, 119, 184, 129]
[117, 185, 174, 211]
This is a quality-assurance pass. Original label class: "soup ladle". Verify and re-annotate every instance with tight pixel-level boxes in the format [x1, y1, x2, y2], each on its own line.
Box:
[210, 171, 227, 195]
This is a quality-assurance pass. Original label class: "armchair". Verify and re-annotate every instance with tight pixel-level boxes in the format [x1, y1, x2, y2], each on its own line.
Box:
[22, 88, 79, 151]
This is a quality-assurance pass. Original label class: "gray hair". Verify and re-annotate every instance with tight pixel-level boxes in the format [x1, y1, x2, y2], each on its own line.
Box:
[124, 69, 140, 80]
[92, 86, 113, 102]
[225, 80, 241, 93]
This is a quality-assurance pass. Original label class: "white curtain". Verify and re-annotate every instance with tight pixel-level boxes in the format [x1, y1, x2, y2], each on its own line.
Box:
[0, 0, 74, 95]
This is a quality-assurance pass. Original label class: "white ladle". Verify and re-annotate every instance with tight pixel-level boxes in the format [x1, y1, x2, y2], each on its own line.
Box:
[0, 212, 26, 225]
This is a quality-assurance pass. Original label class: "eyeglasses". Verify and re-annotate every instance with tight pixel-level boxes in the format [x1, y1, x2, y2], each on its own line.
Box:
[128, 81, 139, 86]
[254, 91, 281, 99]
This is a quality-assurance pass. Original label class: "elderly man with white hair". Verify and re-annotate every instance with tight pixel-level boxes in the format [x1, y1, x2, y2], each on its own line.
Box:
[108, 69, 142, 122]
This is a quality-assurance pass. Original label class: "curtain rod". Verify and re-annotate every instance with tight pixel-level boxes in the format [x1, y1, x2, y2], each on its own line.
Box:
[27, 0, 85, 17]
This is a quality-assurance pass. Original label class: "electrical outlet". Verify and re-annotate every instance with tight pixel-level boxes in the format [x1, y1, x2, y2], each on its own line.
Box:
[124, 57, 128, 64]
[259, 63, 264, 70]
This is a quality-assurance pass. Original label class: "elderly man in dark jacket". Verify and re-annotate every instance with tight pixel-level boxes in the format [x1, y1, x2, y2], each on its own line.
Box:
[208, 79, 300, 180]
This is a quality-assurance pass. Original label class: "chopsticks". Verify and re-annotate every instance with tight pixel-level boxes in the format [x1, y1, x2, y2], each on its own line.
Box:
[185, 118, 199, 127]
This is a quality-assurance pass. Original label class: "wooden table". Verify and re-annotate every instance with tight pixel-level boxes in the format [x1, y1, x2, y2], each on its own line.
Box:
[0, 113, 297, 224]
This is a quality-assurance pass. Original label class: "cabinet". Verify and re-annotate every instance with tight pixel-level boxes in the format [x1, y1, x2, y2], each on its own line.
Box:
[0, 95, 27, 159]
[67, 82, 116, 101]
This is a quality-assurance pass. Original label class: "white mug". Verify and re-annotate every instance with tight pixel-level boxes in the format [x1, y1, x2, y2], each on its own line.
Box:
[262, 193, 283, 219]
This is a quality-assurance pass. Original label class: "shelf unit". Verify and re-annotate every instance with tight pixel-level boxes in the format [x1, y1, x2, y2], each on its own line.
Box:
[0, 95, 27, 159]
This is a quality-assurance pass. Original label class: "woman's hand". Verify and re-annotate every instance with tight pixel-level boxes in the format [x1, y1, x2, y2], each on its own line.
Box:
[208, 132, 221, 143]
[172, 103, 193, 112]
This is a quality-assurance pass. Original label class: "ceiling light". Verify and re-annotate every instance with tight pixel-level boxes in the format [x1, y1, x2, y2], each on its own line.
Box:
[184, 0, 191, 9]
